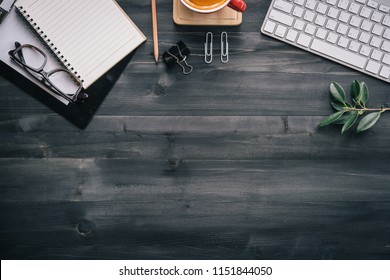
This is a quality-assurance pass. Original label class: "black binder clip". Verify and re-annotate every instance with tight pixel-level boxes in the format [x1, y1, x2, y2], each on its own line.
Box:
[163, 41, 193, 75]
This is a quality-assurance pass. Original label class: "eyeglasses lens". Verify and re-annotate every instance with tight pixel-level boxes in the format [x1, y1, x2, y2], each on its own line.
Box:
[20, 46, 46, 70]
[48, 69, 81, 95]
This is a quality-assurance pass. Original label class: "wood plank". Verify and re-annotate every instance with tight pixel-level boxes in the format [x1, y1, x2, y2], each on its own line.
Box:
[1, 159, 390, 202]
[1, 159, 389, 259]
[0, 116, 390, 159]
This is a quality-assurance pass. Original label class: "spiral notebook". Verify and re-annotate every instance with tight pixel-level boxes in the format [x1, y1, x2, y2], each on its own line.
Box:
[15, 0, 146, 89]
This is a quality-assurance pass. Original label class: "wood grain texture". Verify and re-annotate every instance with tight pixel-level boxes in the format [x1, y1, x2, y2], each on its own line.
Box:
[1, 0, 390, 260]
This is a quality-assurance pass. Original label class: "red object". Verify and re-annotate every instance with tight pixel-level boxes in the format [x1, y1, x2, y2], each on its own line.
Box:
[228, 0, 247, 13]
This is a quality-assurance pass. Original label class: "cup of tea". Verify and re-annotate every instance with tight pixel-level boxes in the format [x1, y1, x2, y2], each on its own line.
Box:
[180, 0, 247, 13]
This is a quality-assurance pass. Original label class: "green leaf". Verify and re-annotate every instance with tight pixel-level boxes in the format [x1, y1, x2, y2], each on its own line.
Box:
[351, 79, 360, 99]
[341, 111, 359, 133]
[319, 111, 345, 128]
[357, 112, 381, 133]
[331, 101, 345, 111]
[329, 82, 346, 103]
[334, 111, 356, 124]
[331, 101, 353, 111]
[357, 81, 369, 106]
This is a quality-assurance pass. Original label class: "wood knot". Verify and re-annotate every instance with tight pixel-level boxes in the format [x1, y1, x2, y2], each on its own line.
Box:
[75, 219, 96, 237]
[153, 83, 165, 96]
[168, 158, 182, 170]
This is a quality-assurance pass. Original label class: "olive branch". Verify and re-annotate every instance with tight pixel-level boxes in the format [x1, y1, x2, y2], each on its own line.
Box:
[319, 80, 389, 133]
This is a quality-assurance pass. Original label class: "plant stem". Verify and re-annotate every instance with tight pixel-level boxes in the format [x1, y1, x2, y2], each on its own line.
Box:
[344, 107, 390, 112]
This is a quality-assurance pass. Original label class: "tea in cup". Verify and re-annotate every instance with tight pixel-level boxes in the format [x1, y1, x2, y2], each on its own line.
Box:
[180, 0, 247, 13]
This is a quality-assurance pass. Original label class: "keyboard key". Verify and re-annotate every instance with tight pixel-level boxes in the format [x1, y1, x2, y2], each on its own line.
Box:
[311, 39, 367, 68]
[326, 0, 337, 5]
[339, 11, 351, 23]
[305, 0, 317, 10]
[349, 41, 361, 52]
[297, 33, 312, 47]
[370, 36, 382, 48]
[361, 19, 373, 31]
[337, 0, 349, 10]
[325, 19, 337, 30]
[349, 3, 361, 14]
[294, 0, 305, 5]
[305, 23, 317, 35]
[293, 6, 304, 17]
[275, 25, 288, 37]
[384, 29, 390, 39]
[350, 15, 362, 27]
[338, 37, 350, 48]
[379, 66, 390, 78]
[294, 19, 305, 30]
[316, 3, 328, 14]
[379, 5, 390, 13]
[381, 41, 390, 52]
[336, 23, 349, 34]
[327, 32, 339, 43]
[383, 15, 390, 27]
[366, 60, 381, 74]
[371, 49, 383, 60]
[263, 20, 276, 33]
[372, 24, 384, 35]
[316, 27, 328, 39]
[304, 10, 316, 21]
[367, 0, 379, 9]
[328, 7, 339, 18]
[360, 6, 372, 18]
[356, 0, 367, 4]
[286, 29, 299, 41]
[382, 54, 390, 65]
[347, 28, 359, 39]
[274, 0, 294, 14]
[371, 11, 384, 23]
[359, 32, 371, 43]
[269, 10, 294, 26]
[360, 45, 372, 56]
[314, 15, 327, 26]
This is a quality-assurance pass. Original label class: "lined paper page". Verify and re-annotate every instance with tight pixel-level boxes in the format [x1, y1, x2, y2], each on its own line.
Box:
[16, 0, 146, 88]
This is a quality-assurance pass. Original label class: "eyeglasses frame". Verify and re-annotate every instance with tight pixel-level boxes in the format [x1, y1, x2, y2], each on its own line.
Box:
[8, 42, 85, 103]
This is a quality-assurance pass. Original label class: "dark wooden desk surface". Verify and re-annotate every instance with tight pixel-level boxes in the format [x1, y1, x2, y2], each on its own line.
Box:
[1, 0, 390, 260]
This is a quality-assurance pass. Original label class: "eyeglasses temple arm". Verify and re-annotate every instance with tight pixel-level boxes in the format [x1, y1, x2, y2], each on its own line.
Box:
[14, 41, 27, 64]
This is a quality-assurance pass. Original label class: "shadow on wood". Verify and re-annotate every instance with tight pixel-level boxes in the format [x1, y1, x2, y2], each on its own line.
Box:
[0, 52, 136, 129]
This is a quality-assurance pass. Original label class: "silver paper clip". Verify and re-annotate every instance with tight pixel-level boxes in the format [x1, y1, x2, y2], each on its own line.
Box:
[221, 32, 229, 63]
[204, 32, 213, 64]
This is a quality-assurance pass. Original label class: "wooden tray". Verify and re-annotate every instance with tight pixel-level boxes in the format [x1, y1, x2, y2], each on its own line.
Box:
[173, 0, 242, 26]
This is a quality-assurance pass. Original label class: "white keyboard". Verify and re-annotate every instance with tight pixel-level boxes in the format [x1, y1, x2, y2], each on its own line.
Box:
[261, 0, 390, 83]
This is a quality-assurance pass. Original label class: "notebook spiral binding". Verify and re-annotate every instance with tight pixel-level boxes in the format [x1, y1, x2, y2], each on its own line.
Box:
[16, 5, 84, 83]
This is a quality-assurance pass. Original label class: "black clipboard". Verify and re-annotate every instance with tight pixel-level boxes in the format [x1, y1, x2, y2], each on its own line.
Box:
[0, 52, 134, 129]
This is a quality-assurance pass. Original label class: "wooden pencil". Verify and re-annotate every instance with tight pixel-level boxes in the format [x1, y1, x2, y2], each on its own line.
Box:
[151, 0, 159, 63]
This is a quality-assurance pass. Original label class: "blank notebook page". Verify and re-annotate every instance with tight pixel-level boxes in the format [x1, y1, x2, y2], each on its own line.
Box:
[16, 0, 146, 88]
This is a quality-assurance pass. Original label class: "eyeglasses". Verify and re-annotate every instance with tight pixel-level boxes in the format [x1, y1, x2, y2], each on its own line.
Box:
[9, 42, 88, 103]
